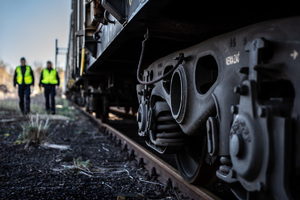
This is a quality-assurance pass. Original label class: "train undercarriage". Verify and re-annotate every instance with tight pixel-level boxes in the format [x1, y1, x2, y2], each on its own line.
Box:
[67, 73, 138, 121]
[136, 17, 300, 199]
[65, 0, 300, 199]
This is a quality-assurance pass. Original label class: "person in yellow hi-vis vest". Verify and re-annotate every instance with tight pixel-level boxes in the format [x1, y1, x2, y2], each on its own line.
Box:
[39, 61, 60, 114]
[13, 57, 35, 115]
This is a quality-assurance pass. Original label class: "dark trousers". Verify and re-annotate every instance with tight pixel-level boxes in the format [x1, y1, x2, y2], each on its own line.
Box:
[44, 85, 56, 113]
[18, 85, 31, 114]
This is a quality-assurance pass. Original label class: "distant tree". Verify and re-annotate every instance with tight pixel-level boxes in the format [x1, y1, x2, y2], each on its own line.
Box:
[0, 60, 14, 92]
[33, 61, 44, 77]
[33, 61, 43, 68]
[30, 61, 44, 94]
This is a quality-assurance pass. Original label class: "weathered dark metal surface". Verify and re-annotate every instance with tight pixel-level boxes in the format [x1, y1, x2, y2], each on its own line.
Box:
[136, 16, 300, 199]
[65, 1, 300, 199]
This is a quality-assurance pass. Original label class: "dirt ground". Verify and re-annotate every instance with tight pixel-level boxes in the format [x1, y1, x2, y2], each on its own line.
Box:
[0, 93, 192, 200]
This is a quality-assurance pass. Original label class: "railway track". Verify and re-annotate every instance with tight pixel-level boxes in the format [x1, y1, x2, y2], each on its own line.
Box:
[72, 103, 222, 200]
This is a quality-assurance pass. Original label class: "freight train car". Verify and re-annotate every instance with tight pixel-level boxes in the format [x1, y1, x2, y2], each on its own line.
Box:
[65, 0, 300, 199]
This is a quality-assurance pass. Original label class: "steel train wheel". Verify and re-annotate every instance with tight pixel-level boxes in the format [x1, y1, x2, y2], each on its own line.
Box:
[176, 132, 217, 186]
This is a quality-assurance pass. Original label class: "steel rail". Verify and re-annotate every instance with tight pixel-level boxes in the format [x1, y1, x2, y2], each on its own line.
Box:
[73, 103, 221, 200]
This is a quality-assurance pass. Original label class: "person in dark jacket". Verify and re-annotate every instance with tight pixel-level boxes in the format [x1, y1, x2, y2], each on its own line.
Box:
[13, 57, 34, 115]
[39, 61, 60, 114]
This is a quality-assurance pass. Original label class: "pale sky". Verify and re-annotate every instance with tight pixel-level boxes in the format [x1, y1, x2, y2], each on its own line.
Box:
[0, 0, 71, 70]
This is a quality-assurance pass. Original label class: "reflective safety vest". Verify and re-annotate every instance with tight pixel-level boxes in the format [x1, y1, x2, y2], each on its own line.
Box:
[16, 65, 33, 85]
[41, 68, 58, 84]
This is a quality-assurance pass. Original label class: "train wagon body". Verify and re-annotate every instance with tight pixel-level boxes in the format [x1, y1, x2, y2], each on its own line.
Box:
[65, 0, 300, 199]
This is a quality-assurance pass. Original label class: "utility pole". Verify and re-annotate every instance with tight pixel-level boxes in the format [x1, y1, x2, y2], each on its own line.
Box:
[55, 38, 68, 69]
[55, 39, 58, 69]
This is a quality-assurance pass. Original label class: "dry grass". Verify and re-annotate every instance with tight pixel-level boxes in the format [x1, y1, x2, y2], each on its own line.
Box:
[0, 97, 44, 114]
[0, 94, 75, 118]
[61, 157, 92, 177]
[16, 114, 50, 148]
